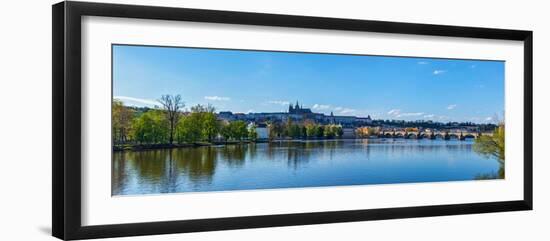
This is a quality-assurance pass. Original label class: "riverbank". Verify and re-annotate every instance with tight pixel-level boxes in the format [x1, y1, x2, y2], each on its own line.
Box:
[112, 137, 374, 151]
[113, 140, 265, 151]
[113, 136, 480, 151]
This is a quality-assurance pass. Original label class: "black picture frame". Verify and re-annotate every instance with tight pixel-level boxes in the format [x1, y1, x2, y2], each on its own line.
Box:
[52, 1, 533, 240]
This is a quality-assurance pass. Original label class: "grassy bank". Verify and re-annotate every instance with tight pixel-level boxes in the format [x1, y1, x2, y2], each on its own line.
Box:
[111, 137, 374, 151]
[113, 140, 270, 151]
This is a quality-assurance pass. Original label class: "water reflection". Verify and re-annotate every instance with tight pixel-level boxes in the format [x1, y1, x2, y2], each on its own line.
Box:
[112, 139, 502, 195]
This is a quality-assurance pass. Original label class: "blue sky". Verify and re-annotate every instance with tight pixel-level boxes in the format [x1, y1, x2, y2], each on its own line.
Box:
[113, 45, 504, 123]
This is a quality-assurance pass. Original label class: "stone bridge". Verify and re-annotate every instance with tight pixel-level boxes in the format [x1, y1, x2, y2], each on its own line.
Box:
[378, 130, 492, 140]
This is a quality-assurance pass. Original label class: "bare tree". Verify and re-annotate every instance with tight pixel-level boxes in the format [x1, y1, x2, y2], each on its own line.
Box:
[159, 94, 184, 145]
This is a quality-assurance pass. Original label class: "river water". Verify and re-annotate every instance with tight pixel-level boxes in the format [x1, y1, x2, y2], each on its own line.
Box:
[112, 139, 501, 195]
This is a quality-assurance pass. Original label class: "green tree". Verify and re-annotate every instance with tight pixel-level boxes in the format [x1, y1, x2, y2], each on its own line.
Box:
[131, 110, 168, 144]
[220, 122, 232, 140]
[335, 125, 343, 138]
[304, 121, 318, 138]
[232, 121, 249, 141]
[283, 119, 293, 137]
[474, 124, 505, 177]
[268, 122, 284, 140]
[316, 125, 324, 138]
[324, 125, 335, 138]
[248, 123, 258, 141]
[112, 99, 134, 144]
[190, 104, 216, 113]
[175, 104, 220, 143]
[301, 125, 307, 138]
[219, 121, 248, 141]
[175, 114, 202, 143]
[201, 112, 220, 142]
[288, 124, 302, 139]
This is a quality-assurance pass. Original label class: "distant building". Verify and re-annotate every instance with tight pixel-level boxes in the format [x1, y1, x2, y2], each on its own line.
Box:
[216, 101, 372, 127]
[218, 111, 235, 121]
[356, 116, 373, 124]
[333, 116, 356, 125]
[342, 127, 356, 138]
[289, 101, 312, 115]
[233, 113, 246, 120]
[247, 122, 269, 140]
[256, 123, 269, 139]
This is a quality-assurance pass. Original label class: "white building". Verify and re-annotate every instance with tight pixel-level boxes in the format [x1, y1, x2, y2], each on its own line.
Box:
[248, 122, 269, 140]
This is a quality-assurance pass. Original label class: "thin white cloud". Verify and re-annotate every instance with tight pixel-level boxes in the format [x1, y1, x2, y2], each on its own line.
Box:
[114, 96, 160, 106]
[388, 109, 432, 119]
[312, 104, 331, 110]
[447, 104, 457, 110]
[204, 96, 230, 101]
[339, 108, 356, 114]
[417, 61, 429, 65]
[433, 70, 446, 75]
[334, 107, 344, 111]
[397, 112, 424, 117]
[485, 116, 493, 121]
[268, 100, 290, 106]
[387, 109, 401, 115]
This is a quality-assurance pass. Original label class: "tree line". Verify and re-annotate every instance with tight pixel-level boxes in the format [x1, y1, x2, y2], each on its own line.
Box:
[267, 120, 343, 139]
[113, 94, 345, 146]
[113, 95, 257, 145]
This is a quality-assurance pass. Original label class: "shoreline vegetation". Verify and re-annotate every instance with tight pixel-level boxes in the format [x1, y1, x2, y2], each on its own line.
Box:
[113, 94, 354, 152]
[113, 138, 360, 152]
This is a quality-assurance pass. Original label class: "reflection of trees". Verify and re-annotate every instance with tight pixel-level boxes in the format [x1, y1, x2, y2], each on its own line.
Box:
[220, 145, 247, 167]
[172, 147, 217, 184]
[265, 140, 349, 169]
[286, 142, 310, 169]
[127, 150, 169, 180]
[112, 147, 219, 194]
[474, 166, 504, 180]
[265, 141, 312, 169]
[363, 140, 473, 159]
[248, 143, 257, 160]
[111, 151, 127, 194]
[263, 140, 375, 169]
[112, 138, 499, 195]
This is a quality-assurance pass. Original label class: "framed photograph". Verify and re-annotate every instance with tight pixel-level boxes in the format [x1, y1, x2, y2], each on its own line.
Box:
[52, 1, 533, 240]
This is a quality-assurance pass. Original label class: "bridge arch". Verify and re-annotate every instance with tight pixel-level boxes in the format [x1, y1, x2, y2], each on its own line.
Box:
[448, 133, 459, 140]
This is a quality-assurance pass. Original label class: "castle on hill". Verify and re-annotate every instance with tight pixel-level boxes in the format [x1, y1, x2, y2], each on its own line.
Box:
[288, 101, 312, 115]
[217, 100, 372, 127]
